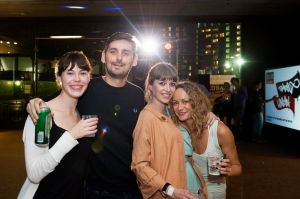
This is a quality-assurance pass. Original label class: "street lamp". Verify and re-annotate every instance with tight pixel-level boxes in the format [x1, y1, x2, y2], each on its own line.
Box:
[235, 57, 245, 78]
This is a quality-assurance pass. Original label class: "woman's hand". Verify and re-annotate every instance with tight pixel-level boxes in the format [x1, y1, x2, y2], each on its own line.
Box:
[69, 117, 98, 139]
[218, 158, 232, 176]
[172, 188, 197, 199]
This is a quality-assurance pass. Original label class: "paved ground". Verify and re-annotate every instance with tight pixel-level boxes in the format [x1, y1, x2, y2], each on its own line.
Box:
[1, 129, 300, 199]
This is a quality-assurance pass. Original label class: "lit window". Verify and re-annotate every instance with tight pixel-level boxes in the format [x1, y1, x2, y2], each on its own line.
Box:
[212, 39, 219, 43]
[237, 42, 241, 47]
[237, 31, 241, 35]
[206, 29, 211, 32]
[226, 31, 230, 36]
[237, 24, 241, 29]
[168, 27, 172, 31]
[226, 49, 230, 53]
[237, 36, 241, 41]
[226, 26, 230, 31]
[219, 33, 225, 37]
[226, 43, 230, 47]
[226, 38, 230, 42]
[237, 48, 241, 52]
[205, 34, 212, 38]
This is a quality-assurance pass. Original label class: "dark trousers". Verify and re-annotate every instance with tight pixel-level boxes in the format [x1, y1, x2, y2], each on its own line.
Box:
[85, 185, 143, 199]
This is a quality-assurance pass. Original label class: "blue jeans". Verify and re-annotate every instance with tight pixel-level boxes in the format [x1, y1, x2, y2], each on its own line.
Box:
[85, 185, 143, 199]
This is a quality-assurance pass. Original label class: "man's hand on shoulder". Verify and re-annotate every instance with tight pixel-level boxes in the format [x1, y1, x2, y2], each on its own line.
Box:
[27, 98, 45, 123]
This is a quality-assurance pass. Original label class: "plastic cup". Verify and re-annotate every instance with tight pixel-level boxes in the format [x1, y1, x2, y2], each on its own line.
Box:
[81, 115, 98, 137]
[207, 153, 222, 176]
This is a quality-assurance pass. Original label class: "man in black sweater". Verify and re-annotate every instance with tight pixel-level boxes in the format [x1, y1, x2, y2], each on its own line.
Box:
[27, 32, 145, 199]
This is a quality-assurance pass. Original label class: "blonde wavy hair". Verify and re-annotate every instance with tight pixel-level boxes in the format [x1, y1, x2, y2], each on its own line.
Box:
[144, 62, 178, 103]
[170, 81, 212, 137]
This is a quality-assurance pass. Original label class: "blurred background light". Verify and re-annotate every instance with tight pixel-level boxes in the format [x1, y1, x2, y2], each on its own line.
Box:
[50, 35, 83, 39]
[104, 7, 123, 11]
[164, 42, 172, 50]
[63, 6, 87, 9]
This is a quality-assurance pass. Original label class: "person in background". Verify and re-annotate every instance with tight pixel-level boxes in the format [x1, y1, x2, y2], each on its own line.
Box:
[26, 32, 145, 199]
[249, 80, 264, 142]
[213, 82, 233, 126]
[230, 77, 248, 142]
[131, 63, 197, 199]
[170, 81, 242, 199]
[18, 51, 98, 199]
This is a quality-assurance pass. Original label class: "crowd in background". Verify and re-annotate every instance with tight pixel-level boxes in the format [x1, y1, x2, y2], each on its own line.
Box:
[213, 78, 264, 143]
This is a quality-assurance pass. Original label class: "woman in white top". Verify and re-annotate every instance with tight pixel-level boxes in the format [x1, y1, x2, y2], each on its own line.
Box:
[18, 51, 98, 199]
[170, 81, 241, 199]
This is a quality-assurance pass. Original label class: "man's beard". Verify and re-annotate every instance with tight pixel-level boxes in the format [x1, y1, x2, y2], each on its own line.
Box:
[105, 66, 131, 80]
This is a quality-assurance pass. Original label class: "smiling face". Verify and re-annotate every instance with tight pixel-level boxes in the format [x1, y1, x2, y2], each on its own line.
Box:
[58, 64, 90, 99]
[149, 79, 177, 107]
[171, 88, 193, 123]
[101, 39, 137, 80]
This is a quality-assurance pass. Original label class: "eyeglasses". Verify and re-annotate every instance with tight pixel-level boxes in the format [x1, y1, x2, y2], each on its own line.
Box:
[171, 99, 191, 107]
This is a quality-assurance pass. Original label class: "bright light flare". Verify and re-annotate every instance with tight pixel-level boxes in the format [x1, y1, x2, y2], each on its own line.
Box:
[235, 57, 245, 66]
[141, 37, 159, 55]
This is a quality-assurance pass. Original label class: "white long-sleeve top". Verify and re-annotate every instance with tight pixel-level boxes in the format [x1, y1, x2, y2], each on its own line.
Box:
[18, 116, 78, 199]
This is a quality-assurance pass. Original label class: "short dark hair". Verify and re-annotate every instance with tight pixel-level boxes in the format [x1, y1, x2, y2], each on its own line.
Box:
[57, 51, 92, 76]
[103, 32, 138, 53]
[224, 82, 230, 87]
[231, 77, 239, 84]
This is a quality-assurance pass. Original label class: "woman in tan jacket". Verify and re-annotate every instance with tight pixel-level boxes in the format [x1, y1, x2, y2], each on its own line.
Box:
[131, 62, 197, 199]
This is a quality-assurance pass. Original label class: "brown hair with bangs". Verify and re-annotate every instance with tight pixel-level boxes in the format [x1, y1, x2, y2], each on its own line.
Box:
[57, 51, 92, 76]
[144, 62, 178, 102]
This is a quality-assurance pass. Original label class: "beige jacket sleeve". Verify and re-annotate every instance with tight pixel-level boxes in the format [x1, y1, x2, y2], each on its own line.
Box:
[131, 111, 165, 198]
